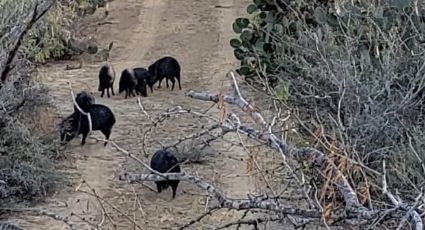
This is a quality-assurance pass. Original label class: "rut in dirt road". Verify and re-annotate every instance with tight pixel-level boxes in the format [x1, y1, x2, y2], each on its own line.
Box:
[8, 0, 265, 229]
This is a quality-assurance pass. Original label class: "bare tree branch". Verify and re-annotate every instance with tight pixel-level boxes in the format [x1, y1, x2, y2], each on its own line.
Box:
[186, 70, 424, 230]
[0, 0, 56, 84]
[119, 172, 323, 219]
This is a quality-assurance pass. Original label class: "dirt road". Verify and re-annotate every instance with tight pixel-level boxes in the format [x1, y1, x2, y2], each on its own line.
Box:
[6, 0, 277, 229]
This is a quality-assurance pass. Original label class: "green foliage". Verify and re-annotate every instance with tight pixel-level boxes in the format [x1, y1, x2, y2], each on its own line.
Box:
[231, 0, 425, 202]
[275, 81, 289, 103]
[0, 0, 104, 206]
[231, 0, 424, 83]
[0, 84, 60, 205]
[15, 0, 106, 63]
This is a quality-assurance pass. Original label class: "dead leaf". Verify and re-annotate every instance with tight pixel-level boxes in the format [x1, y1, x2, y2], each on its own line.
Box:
[246, 154, 256, 175]
[322, 203, 334, 224]
[217, 87, 226, 123]
[357, 184, 370, 205]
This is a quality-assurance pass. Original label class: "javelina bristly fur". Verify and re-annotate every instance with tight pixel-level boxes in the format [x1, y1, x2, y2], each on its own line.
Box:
[150, 149, 181, 199]
[133, 67, 153, 95]
[119, 68, 137, 99]
[74, 91, 95, 113]
[98, 63, 116, 98]
[148, 56, 182, 91]
[60, 104, 116, 146]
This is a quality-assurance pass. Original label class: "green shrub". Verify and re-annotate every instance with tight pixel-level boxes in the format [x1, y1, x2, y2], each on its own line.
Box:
[0, 0, 106, 206]
[231, 0, 425, 202]
[9, 0, 108, 63]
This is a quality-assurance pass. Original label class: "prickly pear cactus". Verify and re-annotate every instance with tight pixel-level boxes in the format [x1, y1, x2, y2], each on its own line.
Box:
[230, 0, 282, 79]
[230, 0, 423, 89]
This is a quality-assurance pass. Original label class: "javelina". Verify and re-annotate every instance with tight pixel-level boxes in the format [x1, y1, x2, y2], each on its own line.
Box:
[133, 67, 153, 96]
[59, 104, 116, 146]
[74, 91, 95, 113]
[150, 149, 181, 199]
[148, 56, 182, 91]
[118, 68, 137, 99]
[98, 63, 115, 98]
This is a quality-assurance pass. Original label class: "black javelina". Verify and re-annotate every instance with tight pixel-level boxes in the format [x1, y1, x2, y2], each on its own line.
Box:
[133, 67, 153, 96]
[119, 68, 137, 99]
[59, 104, 116, 146]
[98, 63, 116, 98]
[74, 91, 95, 113]
[150, 149, 181, 199]
[148, 56, 182, 91]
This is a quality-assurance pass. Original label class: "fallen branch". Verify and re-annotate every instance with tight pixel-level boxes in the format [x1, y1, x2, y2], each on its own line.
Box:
[186, 70, 424, 229]
[119, 172, 323, 219]
[187, 72, 357, 207]
[120, 171, 425, 228]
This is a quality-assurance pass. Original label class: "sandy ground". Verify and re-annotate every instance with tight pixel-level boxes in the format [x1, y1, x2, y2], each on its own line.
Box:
[4, 0, 292, 229]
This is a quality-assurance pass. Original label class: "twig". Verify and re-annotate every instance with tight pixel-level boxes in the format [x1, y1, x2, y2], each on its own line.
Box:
[215, 215, 282, 230]
[406, 133, 425, 176]
[0, 208, 76, 229]
[382, 160, 423, 230]
[70, 212, 100, 230]
[120, 172, 324, 218]
[178, 207, 219, 230]
[137, 97, 154, 123]
[68, 82, 92, 135]
[80, 181, 117, 230]
[382, 160, 401, 207]
[76, 187, 143, 230]
[89, 136, 175, 179]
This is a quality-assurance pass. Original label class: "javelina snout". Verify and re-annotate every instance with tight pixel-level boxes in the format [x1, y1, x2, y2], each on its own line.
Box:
[150, 149, 181, 199]
[98, 63, 116, 98]
[59, 114, 77, 145]
[148, 56, 182, 91]
[118, 68, 137, 99]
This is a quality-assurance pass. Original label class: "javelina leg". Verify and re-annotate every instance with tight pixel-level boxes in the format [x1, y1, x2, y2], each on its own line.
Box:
[102, 129, 111, 146]
[177, 74, 182, 90]
[170, 78, 176, 91]
[100, 89, 105, 98]
[111, 85, 115, 96]
[170, 180, 179, 199]
[81, 132, 88, 146]
[155, 182, 162, 193]
[125, 89, 129, 99]
[166, 78, 169, 88]
[150, 85, 153, 93]
[157, 78, 163, 88]
[106, 88, 110, 98]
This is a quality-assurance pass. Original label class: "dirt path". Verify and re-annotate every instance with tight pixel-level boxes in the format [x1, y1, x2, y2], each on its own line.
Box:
[7, 0, 271, 229]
